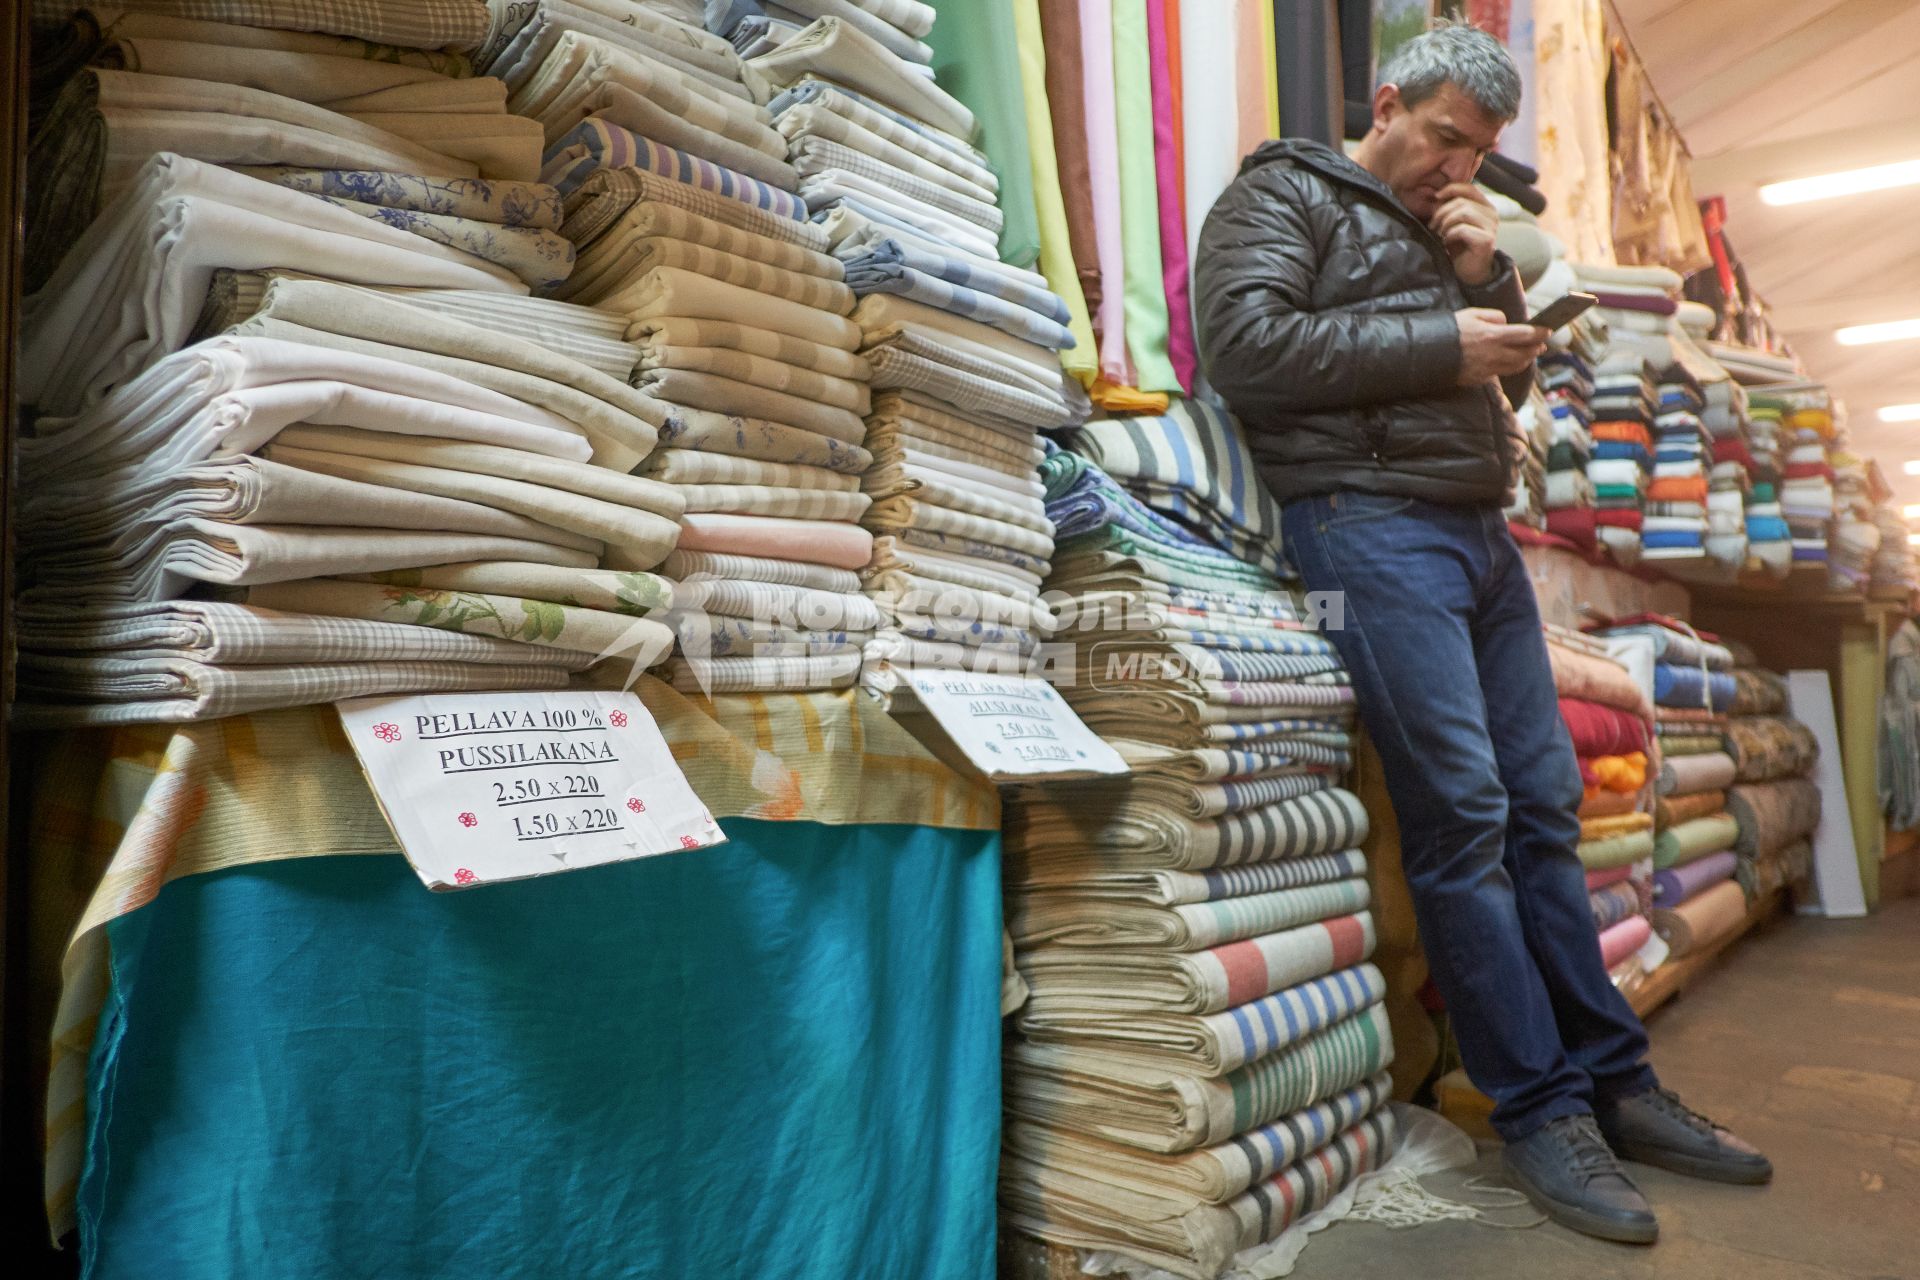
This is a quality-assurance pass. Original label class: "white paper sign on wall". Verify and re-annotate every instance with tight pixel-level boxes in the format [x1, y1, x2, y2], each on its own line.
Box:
[904, 672, 1129, 781]
[338, 689, 725, 890]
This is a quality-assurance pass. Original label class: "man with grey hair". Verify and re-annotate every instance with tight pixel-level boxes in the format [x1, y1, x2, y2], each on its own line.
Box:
[1195, 21, 1770, 1247]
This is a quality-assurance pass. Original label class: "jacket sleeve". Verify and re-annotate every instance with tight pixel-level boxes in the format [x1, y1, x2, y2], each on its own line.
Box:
[1464, 251, 1536, 409]
[1194, 167, 1464, 416]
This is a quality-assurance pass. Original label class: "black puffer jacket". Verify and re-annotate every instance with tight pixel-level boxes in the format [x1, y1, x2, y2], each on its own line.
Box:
[1194, 139, 1533, 506]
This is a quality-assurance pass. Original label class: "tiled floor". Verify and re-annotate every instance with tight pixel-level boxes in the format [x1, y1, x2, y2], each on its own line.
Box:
[1292, 895, 1920, 1279]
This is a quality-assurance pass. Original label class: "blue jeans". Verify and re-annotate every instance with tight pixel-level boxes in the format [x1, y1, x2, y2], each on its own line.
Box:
[1282, 492, 1657, 1139]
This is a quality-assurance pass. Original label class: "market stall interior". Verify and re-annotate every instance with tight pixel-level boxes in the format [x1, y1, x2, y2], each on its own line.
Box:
[2, 1, 1917, 1279]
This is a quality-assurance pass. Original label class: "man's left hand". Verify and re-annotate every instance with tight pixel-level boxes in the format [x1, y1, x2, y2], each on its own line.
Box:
[1430, 182, 1500, 286]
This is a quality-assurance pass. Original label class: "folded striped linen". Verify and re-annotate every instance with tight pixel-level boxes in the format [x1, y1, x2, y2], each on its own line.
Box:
[842, 253, 1076, 350]
[548, 81, 795, 186]
[1009, 787, 1369, 876]
[91, 39, 477, 107]
[232, 168, 563, 229]
[642, 447, 860, 491]
[629, 314, 866, 380]
[674, 512, 873, 569]
[1003, 1002, 1393, 1151]
[227, 276, 661, 465]
[1588, 881, 1642, 931]
[664, 613, 866, 658]
[478, 0, 739, 74]
[1014, 912, 1375, 1026]
[999, 1110, 1395, 1280]
[663, 650, 864, 692]
[14, 653, 569, 728]
[749, 16, 974, 138]
[259, 443, 681, 569]
[775, 0, 933, 61]
[663, 548, 860, 593]
[1003, 1075, 1391, 1217]
[516, 33, 784, 152]
[652, 401, 873, 473]
[864, 338, 1079, 428]
[542, 115, 799, 209]
[670, 577, 880, 630]
[350, 561, 674, 616]
[789, 135, 1001, 234]
[673, 483, 871, 521]
[23, 154, 522, 415]
[634, 367, 867, 442]
[14, 598, 593, 669]
[248, 578, 676, 663]
[802, 172, 1001, 260]
[1013, 959, 1385, 1081]
[492, 7, 749, 103]
[768, 74, 980, 161]
[630, 333, 869, 405]
[200, 275, 640, 381]
[60, 0, 494, 50]
[777, 100, 997, 204]
[590, 235, 852, 310]
[865, 532, 1043, 597]
[1004, 1081, 1392, 1245]
[1008, 878, 1371, 950]
[565, 213, 844, 303]
[864, 494, 1052, 558]
[560, 163, 828, 257]
[610, 266, 861, 349]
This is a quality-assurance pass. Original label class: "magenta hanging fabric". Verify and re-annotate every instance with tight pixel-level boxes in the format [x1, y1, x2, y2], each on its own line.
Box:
[1144, 0, 1197, 391]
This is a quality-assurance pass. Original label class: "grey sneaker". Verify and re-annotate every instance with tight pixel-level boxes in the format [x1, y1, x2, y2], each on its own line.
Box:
[1502, 1114, 1659, 1244]
[1596, 1086, 1773, 1185]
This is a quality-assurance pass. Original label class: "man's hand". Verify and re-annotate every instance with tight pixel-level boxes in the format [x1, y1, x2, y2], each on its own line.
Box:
[1455, 308, 1547, 386]
[1430, 182, 1500, 285]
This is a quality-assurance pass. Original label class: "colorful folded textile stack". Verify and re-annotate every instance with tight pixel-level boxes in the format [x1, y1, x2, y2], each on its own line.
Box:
[722, 19, 1084, 694]
[1869, 503, 1920, 596]
[1642, 365, 1708, 564]
[1550, 634, 1656, 978]
[1571, 352, 1656, 564]
[1826, 452, 1879, 594]
[999, 415, 1393, 1279]
[1779, 429, 1835, 568]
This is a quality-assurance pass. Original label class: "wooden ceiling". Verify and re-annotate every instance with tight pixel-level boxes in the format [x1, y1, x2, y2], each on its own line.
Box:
[1611, 0, 1920, 504]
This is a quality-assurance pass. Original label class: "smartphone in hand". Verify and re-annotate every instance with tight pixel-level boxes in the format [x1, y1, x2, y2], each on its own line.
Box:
[1527, 291, 1599, 331]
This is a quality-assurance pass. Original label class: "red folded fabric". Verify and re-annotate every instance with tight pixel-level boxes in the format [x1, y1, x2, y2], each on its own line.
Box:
[1560, 697, 1651, 755]
[1546, 506, 1598, 549]
[1783, 462, 1835, 481]
[1596, 508, 1644, 530]
[1711, 439, 1754, 469]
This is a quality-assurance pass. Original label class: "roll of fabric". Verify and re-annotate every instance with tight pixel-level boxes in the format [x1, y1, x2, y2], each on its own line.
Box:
[1723, 716, 1819, 783]
[1726, 779, 1822, 858]
[1578, 788, 1642, 819]
[1659, 751, 1736, 796]
[1654, 662, 1737, 711]
[1580, 812, 1653, 842]
[1559, 698, 1651, 755]
[1588, 881, 1642, 931]
[1578, 829, 1655, 872]
[1585, 865, 1633, 892]
[1652, 879, 1748, 958]
[1656, 788, 1727, 827]
[1652, 849, 1738, 906]
[1730, 667, 1787, 715]
[1599, 914, 1651, 968]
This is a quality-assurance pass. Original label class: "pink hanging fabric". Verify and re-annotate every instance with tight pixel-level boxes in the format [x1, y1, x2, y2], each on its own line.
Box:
[1144, 0, 1196, 391]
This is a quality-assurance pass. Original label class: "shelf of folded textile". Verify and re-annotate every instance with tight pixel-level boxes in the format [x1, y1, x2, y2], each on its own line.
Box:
[20, 676, 1003, 1276]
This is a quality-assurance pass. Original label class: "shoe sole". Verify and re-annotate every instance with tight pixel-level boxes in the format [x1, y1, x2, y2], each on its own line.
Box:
[1612, 1141, 1773, 1186]
[1503, 1161, 1660, 1245]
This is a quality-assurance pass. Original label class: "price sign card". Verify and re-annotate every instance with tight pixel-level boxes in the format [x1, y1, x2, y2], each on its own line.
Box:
[338, 690, 725, 890]
[904, 673, 1128, 781]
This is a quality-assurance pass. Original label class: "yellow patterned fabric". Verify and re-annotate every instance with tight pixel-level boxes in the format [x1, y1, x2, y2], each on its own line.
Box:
[36, 678, 994, 1236]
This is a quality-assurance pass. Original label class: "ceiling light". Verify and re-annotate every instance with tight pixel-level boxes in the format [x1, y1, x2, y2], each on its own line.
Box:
[1905, 504, 1920, 519]
[1881, 404, 1920, 423]
[1836, 318, 1920, 346]
[1759, 159, 1920, 206]
[1910, 533, 1920, 547]
[1906, 461, 1920, 476]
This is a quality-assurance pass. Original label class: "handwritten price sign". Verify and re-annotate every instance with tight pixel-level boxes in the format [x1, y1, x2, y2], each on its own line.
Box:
[339, 691, 724, 890]
[904, 673, 1128, 781]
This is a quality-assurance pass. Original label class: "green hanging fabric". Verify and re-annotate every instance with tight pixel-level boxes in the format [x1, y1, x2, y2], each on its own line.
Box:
[926, 0, 1044, 267]
[1111, 0, 1182, 392]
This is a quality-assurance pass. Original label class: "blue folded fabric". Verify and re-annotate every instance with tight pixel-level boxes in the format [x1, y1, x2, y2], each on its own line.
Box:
[1643, 530, 1704, 549]
[1654, 662, 1736, 710]
[1591, 441, 1651, 467]
[1193, 647, 1344, 679]
[1745, 515, 1791, 540]
[840, 237, 1070, 325]
[1042, 450, 1237, 557]
[843, 254, 1075, 349]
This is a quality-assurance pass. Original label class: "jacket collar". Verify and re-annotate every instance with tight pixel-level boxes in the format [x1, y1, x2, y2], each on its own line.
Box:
[1243, 138, 1441, 242]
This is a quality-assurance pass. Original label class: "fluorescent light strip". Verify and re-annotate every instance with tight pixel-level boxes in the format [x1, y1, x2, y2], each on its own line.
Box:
[1905, 504, 1920, 520]
[1760, 158, 1920, 206]
[1836, 318, 1920, 346]
[1880, 404, 1920, 423]
[1910, 533, 1920, 548]
[1905, 461, 1920, 477]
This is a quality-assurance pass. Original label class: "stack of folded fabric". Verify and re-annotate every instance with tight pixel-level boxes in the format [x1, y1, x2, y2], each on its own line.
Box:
[1642, 364, 1709, 564]
[16, 2, 714, 723]
[711, 0, 937, 71]
[1505, 391, 1554, 531]
[1826, 451, 1880, 594]
[1870, 503, 1920, 596]
[1742, 403, 1792, 578]
[1779, 428, 1836, 570]
[999, 420, 1396, 1279]
[734, 16, 1085, 691]
[1549, 630, 1657, 978]
[1575, 353, 1656, 564]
